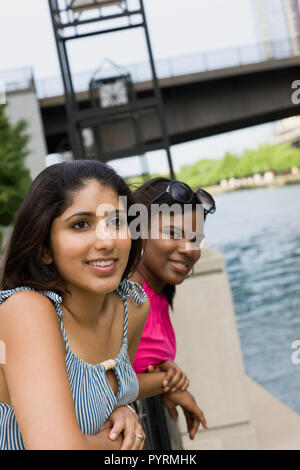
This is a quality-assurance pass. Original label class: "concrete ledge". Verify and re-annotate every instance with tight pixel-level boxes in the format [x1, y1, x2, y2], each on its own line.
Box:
[178, 374, 300, 450]
[181, 420, 259, 450]
[193, 245, 225, 275]
[173, 247, 252, 430]
[245, 376, 300, 450]
[171, 246, 300, 450]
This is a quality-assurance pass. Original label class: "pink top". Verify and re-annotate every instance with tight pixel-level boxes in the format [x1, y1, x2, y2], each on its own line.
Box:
[132, 279, 177, 374]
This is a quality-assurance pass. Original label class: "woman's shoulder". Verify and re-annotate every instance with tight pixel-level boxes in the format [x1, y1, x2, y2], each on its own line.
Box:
[0, 287, 61, 331]
[1, 286, 56, 306]
[0, 287, 65, 365]
[125, 282, 150, 349]
[122, 279, 150, 322]
[128, 287, 150, 315]
[0, 285, 62, 304]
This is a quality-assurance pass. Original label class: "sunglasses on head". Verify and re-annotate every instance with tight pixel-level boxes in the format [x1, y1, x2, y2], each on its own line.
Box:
[147, 181, 216, 217]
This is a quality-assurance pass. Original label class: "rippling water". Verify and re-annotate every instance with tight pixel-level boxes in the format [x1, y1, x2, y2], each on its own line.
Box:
[205, 183, 300, 414]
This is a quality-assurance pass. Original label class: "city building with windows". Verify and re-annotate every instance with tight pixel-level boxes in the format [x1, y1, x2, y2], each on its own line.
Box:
[254, 0, 300, 58]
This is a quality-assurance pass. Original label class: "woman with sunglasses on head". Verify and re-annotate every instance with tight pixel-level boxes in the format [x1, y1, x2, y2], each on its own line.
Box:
[129, 177, 215, 446]
[0, 160, 151, 450]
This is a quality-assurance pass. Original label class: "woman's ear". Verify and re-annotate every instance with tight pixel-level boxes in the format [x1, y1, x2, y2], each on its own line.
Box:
[41, 247, 53, 265]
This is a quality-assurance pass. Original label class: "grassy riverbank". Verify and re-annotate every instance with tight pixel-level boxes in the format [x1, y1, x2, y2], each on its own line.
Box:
[126, 142, 300, 194]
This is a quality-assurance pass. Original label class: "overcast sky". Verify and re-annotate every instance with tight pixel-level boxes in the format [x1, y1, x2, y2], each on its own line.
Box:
[0, 0, 277, 176]
[1, 0, 259, 78]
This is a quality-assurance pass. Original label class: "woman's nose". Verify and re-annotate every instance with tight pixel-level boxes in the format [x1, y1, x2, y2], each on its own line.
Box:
[94, 221, 117, 250]
[178, 239, 201, 258]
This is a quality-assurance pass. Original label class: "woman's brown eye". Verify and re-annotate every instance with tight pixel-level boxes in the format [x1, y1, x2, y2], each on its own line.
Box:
[72, 220, 89, 230]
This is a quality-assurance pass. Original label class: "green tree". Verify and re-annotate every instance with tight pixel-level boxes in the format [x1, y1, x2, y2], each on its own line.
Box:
[176, 142, 300, 188]
[0, 104, 32, 247]
[125, 141, 300, 194]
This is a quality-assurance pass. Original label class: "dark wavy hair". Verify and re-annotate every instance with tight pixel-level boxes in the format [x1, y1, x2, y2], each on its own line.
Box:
[0, 160, 143, 299]
[133, 177, 203, 309]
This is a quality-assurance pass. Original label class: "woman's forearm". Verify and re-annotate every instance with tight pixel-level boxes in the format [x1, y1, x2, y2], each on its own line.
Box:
[26, 429, 121, 450]
[83, 428, 122, 450]
[137, 371, 166, 399]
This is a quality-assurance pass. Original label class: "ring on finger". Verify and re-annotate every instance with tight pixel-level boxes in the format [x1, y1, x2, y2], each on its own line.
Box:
[135, 433, 145, 441]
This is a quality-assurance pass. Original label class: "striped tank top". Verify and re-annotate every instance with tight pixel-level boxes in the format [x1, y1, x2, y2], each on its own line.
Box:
[0, 279, 146, 450]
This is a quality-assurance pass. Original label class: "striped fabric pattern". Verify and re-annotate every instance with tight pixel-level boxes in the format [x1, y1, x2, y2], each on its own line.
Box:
[0, 279, 146, 450]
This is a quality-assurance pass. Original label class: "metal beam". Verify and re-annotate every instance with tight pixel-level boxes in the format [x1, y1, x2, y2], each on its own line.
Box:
[63, 22, 144, 41]
[85, 140, 171, 162]
[73, 98, 158, 123]
[47, 0, 175, 178]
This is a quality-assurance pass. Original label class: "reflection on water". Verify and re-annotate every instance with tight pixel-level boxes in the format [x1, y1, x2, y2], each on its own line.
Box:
[205, 183, 300, 414]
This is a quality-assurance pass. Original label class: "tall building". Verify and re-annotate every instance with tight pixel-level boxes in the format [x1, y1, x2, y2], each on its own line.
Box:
[283, 0, 300, 53]
[254, 0, 300, 58]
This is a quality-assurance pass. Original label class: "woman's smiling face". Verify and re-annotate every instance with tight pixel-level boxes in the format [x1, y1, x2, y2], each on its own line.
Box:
[44, 179, 131, 295]
[141, 209, 203, 287]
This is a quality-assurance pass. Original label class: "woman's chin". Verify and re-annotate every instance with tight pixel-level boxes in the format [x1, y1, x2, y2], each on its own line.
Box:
[83, 275, 122, 294]
[174, 276, 186, 286]
[165, 271, 186, 286]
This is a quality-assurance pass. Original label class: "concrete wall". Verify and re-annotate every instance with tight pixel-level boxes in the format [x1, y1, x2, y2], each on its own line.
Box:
[5, 88, 47, 180]
[171, 244, 300, 450]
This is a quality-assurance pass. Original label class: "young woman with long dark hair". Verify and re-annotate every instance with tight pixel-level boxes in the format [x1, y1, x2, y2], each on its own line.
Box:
[0, 160, 152, 450]
[130, 177, 215, 444]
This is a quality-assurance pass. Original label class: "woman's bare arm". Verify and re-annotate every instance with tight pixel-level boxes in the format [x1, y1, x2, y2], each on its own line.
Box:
[126, 292, 170, 399]
[0, 291, 121, 450]
[136, 371, 167, 399]
[127, 292, 150, 364]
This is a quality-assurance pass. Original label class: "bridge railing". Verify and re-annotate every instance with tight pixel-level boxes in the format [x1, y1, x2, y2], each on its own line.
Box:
[0, 67, 34, 94]
[1, 36, 299, 99]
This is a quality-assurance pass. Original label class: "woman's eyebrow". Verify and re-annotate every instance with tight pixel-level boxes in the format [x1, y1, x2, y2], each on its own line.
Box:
[64, 209, 126, 222]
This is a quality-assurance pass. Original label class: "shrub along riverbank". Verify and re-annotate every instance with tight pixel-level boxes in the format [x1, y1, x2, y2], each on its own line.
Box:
[126, 142, 300, 190]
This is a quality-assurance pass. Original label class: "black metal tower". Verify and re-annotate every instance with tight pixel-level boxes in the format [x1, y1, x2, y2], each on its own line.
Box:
[48, 0, 175, 179]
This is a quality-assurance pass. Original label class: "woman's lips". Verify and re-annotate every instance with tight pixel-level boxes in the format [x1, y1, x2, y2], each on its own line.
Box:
[86, 259, 118, 274]
[168, 260, 192, 273]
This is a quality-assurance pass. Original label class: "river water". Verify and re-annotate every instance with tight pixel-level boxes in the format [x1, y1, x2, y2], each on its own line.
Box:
[204, 183, 300, 414]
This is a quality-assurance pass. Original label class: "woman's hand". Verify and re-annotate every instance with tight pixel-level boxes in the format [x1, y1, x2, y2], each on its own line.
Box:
[102, 405, 146, 450]
[161, 390, 207, 440]
[147, 361, 190, 393]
